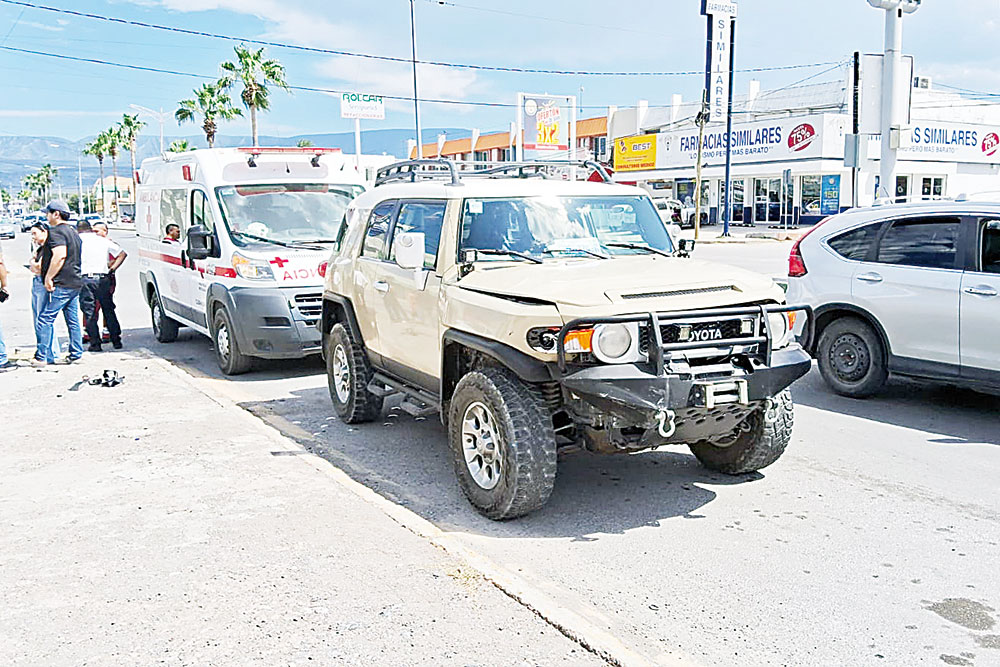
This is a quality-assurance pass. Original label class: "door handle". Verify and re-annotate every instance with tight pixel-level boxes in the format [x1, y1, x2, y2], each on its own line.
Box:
[856, 272, 883, 283]
[374, 281, 390, 294]
[964, 286, 998, 297]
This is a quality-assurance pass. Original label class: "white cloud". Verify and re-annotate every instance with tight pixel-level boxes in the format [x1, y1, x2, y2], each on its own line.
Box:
[19, 20, 64, 32]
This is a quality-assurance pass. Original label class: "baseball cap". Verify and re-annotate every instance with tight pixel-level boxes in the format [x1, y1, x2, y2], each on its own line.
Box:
[42, 199, 70, 215]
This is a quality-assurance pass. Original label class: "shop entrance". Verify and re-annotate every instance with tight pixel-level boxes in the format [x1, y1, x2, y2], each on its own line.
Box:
[754, 178, 780, 224]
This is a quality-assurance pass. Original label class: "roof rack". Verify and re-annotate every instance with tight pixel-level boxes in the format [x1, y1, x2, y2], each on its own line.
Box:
[873, 194, 953, 206]
[374, 158, 613, 187]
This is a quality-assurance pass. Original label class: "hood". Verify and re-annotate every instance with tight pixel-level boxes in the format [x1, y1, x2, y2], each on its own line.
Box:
[232, 245, 329, 286]
[456, 255, 781, 313]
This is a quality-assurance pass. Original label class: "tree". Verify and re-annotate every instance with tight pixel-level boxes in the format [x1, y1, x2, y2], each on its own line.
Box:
[118, 113, 146, 213]
[219, 44, 290, 146]
[37, 164, 57, 202]
[106, 125, 123, 220]
[176, 82, 242, 148]
[84, 132, 109, 216]
[168, 139, 192, 153]
[296, 138, 313, 148]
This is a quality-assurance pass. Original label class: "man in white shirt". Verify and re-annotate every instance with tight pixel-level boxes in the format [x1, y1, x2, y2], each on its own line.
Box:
[77, 220, 127, 351]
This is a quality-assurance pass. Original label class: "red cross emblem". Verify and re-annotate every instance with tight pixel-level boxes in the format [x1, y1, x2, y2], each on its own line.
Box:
[269, 256, 289, 268]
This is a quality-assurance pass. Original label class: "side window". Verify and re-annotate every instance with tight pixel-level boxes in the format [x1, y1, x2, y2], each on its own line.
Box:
[389, 201, 447, 270]
[191, 190, 216, 233]
[160, 188, 187, 239]
[362, 200, 396, 259]
[980, 219, 1000, 274]
[876, 217, 960, 269]
[827, 223, 879, 261]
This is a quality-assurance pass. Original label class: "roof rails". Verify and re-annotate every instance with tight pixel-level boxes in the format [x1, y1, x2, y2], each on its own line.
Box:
[374, 158, 613, 187]
[873, 194, 953, 206]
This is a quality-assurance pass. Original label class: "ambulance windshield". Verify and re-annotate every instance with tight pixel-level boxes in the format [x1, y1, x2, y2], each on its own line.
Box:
[216, 183, 364, 244]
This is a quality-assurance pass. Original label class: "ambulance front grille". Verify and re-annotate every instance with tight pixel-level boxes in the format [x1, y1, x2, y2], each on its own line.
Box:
[294, 293, 323, 322]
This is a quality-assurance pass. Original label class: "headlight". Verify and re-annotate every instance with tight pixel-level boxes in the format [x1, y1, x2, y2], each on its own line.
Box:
[766, 312, 792, 349]
[231, 252, 275, 280]
[594, 324, 632, 360]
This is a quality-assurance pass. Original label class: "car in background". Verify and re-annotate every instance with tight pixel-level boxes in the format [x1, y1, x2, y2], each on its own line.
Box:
[652, 196, 710, 229]
[786, 200, 1000, 397]
[0, 220, 16, 239]
[82, 213, 105, 226]
[20, 212, 45, 232]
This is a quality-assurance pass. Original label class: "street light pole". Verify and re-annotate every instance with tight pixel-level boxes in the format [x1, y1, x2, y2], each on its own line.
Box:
[129, 104, 167, 154]
[867, 0, 920, 201]
[409, 0, 423, 158]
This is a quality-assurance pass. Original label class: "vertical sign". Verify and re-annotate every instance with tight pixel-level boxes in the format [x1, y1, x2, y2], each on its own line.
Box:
[701, 1, 738, 123]
[820, 174, 841, 215]
[517, 93, 574, 161]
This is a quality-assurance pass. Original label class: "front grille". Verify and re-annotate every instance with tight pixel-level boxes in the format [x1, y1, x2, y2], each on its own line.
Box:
[621, 286, 736, 300]
[294, 293, 322, 321]
[639, 317, 757, 354]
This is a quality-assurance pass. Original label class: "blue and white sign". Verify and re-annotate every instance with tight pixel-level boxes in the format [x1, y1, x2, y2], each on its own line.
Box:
[820, 175, 841, 215]
[701, 1, 737, 123]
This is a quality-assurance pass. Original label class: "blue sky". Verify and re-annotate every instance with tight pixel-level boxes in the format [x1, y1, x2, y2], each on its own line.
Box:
[0, 0, 999, 142]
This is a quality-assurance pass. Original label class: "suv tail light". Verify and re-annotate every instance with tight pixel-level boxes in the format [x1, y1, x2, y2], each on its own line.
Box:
[787, 217, 829, 278]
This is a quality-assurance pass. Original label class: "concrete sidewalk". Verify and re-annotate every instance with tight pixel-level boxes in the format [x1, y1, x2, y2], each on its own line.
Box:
[0, 352, 601, 666]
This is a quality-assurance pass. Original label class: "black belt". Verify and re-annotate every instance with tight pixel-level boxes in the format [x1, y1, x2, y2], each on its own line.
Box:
[83, 273, 108, 279]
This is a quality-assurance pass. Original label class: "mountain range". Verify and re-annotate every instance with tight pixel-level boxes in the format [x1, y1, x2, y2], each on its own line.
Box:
[0, 128, 469, 195]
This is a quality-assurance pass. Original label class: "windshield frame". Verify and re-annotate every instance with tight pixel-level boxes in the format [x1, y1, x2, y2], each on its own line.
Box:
[214, 182, 365, 249]
[456, 194, 675, 263]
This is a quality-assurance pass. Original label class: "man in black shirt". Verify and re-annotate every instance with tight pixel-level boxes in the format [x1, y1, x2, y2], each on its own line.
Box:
[32, 200, 85, 365]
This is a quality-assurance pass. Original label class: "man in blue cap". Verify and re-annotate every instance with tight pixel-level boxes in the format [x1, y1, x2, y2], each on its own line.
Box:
[32, 199, 84, 366]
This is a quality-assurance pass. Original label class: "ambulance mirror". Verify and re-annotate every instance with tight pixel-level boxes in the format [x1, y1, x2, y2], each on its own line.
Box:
[188, 224, 211, 260]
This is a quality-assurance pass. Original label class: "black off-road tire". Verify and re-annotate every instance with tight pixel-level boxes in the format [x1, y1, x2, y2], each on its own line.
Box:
[448, 367, 557, 520]
[212, 308, 253, 376]
[689, 389, 794, 474]
[326, 324, 383, 423]
[149, 288, 179, 343]
[816, 316, 888, 398]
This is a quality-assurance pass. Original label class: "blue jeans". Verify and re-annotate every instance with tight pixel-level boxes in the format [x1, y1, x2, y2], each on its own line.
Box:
[31, 276, 61, 361]
[36, 286, 83, 363]
[0, 309, 7, 365]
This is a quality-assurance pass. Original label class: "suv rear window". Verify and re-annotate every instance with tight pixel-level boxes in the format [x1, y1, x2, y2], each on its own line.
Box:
[827, 224, 877, 261]
[876, 217, 960, 270]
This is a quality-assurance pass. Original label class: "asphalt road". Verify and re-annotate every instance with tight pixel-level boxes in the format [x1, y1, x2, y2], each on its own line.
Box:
[2, 231, 998, 666]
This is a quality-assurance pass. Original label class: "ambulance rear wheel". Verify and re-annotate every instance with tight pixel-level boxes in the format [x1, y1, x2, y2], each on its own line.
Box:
[212, 307, 253, 375]
[150, 288, 179, 343]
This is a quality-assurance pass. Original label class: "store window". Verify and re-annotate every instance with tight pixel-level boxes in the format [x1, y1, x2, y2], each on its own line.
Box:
[921, 177, 945, 199]
[594, 136, 607, 157]
[801, 176, 822, 215]
[894, 175, 909, 203]
[474, 151, 490, 162]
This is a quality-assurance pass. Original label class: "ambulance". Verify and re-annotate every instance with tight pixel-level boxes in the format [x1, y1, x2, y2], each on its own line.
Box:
[136, 147, 366, 374]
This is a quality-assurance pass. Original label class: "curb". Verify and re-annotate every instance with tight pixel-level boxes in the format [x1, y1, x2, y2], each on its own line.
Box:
[137, 348, 700, 667]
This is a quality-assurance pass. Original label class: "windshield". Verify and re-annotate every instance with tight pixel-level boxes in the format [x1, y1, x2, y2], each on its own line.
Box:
[458, 195, 674, 259]
[216, 183, 364, 243]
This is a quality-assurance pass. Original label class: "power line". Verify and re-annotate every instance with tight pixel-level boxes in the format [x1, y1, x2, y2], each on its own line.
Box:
[0, 0, 844, 78]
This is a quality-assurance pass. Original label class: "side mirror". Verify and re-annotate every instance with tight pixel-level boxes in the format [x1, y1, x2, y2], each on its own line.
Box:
[678, 238, 696, 257]
[394, 231, 426, 270]
[187, 224, 211, 260]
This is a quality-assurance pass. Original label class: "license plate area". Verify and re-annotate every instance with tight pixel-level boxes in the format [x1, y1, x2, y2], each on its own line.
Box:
[693, 379, 749, 409]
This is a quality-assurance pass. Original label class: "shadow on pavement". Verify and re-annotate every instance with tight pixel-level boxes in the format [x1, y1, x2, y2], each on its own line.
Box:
[792, 368, 1000, 447]
[241, 385, 762, 541]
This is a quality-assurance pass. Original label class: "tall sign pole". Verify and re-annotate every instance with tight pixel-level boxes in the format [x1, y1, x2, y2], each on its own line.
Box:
[409, 0, 423, 158]
[701, 0, 737, 237]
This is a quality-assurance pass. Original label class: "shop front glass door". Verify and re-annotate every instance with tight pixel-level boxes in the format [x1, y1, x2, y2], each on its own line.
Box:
[754, 178, 781, 224]
[720, 179, 744, 223]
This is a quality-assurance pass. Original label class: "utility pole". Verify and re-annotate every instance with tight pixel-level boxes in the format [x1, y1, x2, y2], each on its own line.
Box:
[694, 91, 709, 242]
[77, 153, 84, 215]
[129, 104, 168, 154]
[409, 0, 423, 158]
[867, 0, 920, 201]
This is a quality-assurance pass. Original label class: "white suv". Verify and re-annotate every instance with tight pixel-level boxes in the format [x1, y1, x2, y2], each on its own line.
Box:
[786, 201, 1000, 397]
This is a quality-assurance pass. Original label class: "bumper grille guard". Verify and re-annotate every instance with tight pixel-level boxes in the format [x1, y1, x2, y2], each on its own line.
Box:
[556, 304, 814, 376]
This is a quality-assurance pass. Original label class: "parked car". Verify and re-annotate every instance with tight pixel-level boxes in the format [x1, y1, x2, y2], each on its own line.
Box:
[321, 159, 812, 519]
[786, 200, 1000, 397]
[0, 221, 15, 239]
[652, 196, 709, 229]
[20, 212, 45, 232]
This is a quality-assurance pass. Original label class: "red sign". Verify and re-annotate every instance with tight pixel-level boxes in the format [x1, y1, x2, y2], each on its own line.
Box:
[787, 123, 816, 152]
[982, 133, 999, 157]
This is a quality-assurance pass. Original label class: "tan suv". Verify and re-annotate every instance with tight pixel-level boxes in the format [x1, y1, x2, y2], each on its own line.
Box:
[320, 160, 812, 519]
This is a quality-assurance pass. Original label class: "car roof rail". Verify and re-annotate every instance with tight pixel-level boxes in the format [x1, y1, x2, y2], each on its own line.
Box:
[374, 158, 613, 187]
[872, 194, 953, 206]
[953, 190, 1000, 203]
[375, 158, 462, 186]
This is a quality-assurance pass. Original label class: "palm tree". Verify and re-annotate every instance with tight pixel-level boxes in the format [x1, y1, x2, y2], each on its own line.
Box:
[118, 113, 146, 210]
[37, 164, 57, 202]
[83, 133, 109, 216]
[106, 125, 124, 221]
[176, 82, 243, 148]
[168, 139, 192, 153]
[296, 138, 313, 148]
[219, 44, 290, 146]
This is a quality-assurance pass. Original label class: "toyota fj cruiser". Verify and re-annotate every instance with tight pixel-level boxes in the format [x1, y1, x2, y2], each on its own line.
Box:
[320, 160, 812, 519]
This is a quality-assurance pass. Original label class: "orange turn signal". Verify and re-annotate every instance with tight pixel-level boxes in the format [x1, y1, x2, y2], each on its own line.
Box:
[564, 329, 594, 354]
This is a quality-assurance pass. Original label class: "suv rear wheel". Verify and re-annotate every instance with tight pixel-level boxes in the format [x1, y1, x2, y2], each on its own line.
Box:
[816, 316, 888, 398]
[448, 367, 557, 520]
[689, 389, 794, 474]
[327, 323, 383, 423]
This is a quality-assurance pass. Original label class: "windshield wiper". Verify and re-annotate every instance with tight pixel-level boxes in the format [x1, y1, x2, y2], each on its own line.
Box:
[541, 247, 608, 260]
[231, 230, 318, 250]
[287, 238, 339, 244]
[605, 242, 673, 258]
[472, 249, 544, 264]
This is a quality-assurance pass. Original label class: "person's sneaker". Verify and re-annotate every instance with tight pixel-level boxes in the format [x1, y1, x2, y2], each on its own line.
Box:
[52, 356, 81, 366]
[112, 341, 123, 350]
[88, 345, 103, 352]
[0, 361, 15, 372]
[29, 357, 49, 368]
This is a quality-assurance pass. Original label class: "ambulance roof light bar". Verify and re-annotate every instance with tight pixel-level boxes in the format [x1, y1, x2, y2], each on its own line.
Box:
[236, 146, 343, 168]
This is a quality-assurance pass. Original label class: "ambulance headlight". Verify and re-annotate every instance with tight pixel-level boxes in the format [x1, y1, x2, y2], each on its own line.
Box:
[232, 252, 275, 280]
